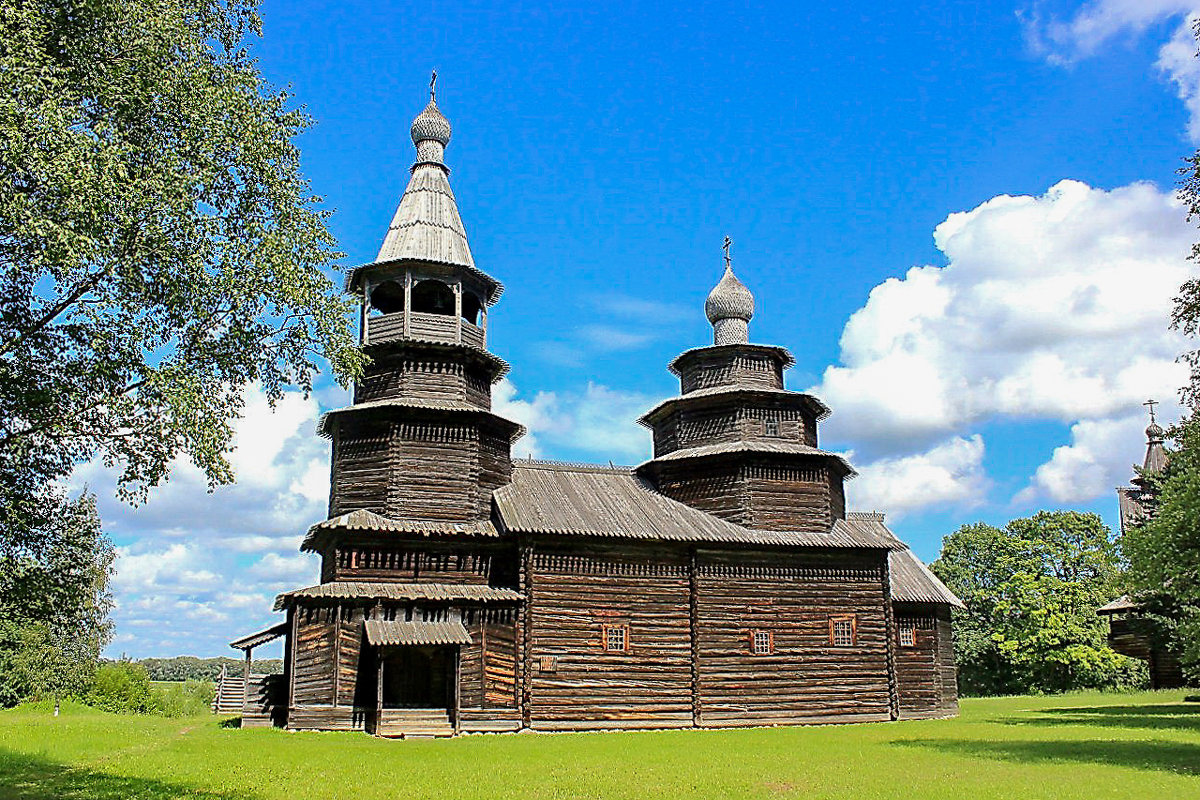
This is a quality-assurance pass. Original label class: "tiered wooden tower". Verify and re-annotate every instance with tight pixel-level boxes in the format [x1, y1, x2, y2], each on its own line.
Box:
[638, 239, 854, 532]
[321, 80, 524, 528]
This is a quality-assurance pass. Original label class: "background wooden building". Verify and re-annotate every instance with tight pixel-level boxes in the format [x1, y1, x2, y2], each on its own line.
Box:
[229, 85, 963, 737]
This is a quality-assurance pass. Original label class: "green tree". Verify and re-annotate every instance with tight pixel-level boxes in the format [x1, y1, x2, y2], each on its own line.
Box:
[933, 511, 1144, 695]
[1122, 419, 1200, 673]
[0, 490, 114, 705]
[0, 0, 364, 523]
[0, 0, 363, 704]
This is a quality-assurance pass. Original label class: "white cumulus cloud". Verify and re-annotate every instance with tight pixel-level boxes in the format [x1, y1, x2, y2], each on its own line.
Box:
[849, 436, 988, 519]
[816, 179, 1190, 513]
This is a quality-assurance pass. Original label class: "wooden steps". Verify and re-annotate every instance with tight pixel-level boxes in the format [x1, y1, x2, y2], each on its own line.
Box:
[376, 708, 454, 738]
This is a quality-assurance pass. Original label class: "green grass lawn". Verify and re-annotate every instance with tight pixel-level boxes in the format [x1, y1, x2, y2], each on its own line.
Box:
[1, 691, 1196, 799]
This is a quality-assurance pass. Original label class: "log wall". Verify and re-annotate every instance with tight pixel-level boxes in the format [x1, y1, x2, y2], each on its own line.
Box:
[694, 549, 891, 725]
[520, 541, 893, 729]
[526, 543, 694, 728]
[894, 603, 959, 718]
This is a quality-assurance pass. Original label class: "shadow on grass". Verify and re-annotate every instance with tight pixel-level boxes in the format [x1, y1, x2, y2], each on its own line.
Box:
[0, 747, 256, 800]
[895, 737, 1200, 777]
[217, 716, 241, 729]
[1003, 704, 1200, 733]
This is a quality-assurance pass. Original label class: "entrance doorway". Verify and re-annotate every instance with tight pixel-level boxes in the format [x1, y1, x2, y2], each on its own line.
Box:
[381, 646, 454, 709]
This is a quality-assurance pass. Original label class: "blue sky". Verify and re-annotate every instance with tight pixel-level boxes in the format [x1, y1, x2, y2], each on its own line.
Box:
[80, 1, 1200, 657]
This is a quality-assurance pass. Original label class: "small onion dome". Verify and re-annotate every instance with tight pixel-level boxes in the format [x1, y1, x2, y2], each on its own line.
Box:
[1147, 421, 1165, 442]
[410, 99, 451, 147]
[705, 266, 755, 325]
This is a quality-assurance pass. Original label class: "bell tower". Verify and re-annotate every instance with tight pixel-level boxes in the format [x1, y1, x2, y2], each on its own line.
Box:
[637, 240, 853, 533]
[321, 76, 524, 522]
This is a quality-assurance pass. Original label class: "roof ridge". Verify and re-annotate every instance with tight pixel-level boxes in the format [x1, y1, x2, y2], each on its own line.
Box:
[513, 458, 634, 474]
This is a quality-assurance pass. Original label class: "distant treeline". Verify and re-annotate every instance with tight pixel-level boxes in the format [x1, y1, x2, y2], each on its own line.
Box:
[128, 656, 284, 682]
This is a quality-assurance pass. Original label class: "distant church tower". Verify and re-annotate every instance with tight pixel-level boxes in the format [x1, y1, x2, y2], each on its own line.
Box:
[637, 240, 854, 532]
[1116, 400, 1169, 533]
[321, 77, 524, 525]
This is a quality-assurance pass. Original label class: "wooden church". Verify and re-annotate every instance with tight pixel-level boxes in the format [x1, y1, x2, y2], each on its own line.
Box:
[228, 83, 963, 737]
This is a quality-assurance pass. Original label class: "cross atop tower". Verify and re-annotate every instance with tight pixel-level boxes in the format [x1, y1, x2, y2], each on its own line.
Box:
[430, 70, 438, 101]
[723, 236, 732, 270]
[1144, 398, 1158, 425]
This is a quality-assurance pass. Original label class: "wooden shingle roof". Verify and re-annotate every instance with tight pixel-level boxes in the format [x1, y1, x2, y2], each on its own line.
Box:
[274, 581, 522, 610]
[640, 440, 856, 476]
[494, 461, 889, 548]
[300, 509, 501, 552]
[365, 619, 472, 646]
[888, 547, 964, 608]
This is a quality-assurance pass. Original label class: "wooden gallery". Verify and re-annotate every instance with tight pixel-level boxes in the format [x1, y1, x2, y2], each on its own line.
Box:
[227, 86, 963, 737]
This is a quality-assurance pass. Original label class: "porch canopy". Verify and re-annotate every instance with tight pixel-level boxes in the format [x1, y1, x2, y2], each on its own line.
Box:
[364, 619, 472, 647]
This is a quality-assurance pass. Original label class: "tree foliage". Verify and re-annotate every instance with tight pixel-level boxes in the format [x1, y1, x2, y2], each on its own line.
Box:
[0, 0, 364, 530]
[932, 511, 1144, 695]
[1121, 419, 1200, 672]
[0, 490, 113, 705]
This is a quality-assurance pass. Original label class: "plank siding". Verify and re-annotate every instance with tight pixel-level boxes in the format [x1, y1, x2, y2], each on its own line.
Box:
[695, 549, 891, 724]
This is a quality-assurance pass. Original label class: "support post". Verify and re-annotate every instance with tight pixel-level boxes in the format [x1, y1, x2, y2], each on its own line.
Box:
[403, 269, 412, 337]
[242, 647, 252, 719]
[454, 281, 463, 344]
[359, 283, 369, 346]
[376, 652, 384, 735]
[480, 306, 487, 348]
[453, 645, 462, 734]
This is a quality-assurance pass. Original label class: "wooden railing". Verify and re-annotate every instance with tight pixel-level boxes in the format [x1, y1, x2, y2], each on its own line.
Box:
[366, 311, 485, 348]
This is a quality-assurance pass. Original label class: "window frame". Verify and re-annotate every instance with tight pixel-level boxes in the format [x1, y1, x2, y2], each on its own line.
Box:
[764, 418, 780, 437]
[750, 629, 774, 655]
[898, 625, 916, 648]
[601, 623, 629, 653]
[829, 614, 858, 647]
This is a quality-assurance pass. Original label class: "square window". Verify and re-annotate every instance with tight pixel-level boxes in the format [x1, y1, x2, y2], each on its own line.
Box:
[830, 615, 856, 646]
[602, 624, 628, 652]
[899, 626, 916, 647]
[764, 418, 780, 437]
[751, 629, 774, 654]
[539, 655, 558, 673]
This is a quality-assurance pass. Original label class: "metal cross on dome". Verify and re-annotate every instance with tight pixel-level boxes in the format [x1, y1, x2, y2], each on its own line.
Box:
[1144, 398, 1158, 424]
[430, 70, 437, 101]
[723, 236, 732, 269]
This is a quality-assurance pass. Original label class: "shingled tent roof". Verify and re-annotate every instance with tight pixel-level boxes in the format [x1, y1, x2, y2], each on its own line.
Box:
[494, 461, 890, 548]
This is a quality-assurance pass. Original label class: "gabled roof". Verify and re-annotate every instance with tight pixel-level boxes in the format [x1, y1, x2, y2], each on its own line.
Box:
[494, 461, 885, 548]
[888, 548, 964, 608]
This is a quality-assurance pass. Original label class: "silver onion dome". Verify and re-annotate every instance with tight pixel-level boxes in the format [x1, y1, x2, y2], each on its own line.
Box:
[410, 99, 451, 147]
[705, 265, 755, 345]
[1146, 421, 1165, 442]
